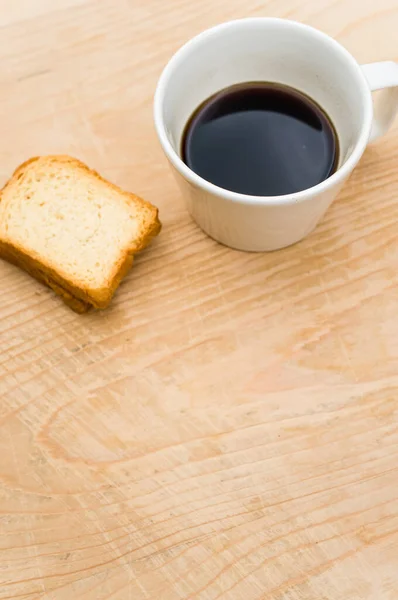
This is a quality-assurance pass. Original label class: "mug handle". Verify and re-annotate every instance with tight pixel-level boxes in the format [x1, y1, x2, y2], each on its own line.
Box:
[361, 61, 398, 142]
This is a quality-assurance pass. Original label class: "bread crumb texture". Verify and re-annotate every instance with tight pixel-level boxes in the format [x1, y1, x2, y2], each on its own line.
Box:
[0, 156, 161, 311]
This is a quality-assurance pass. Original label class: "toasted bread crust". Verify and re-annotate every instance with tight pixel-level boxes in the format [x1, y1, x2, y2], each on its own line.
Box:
[0, 155, 161, 311]
[0, 238, 92, 312]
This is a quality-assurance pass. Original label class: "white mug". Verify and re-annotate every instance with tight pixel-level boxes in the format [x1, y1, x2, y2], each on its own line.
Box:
[154, 18, 398, 251]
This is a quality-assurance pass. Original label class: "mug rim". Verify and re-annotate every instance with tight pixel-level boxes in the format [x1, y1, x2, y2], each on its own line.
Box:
[154, 17, 373, 206]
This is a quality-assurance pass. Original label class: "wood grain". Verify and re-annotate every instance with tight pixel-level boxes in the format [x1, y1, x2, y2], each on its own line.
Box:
[0, 1, 398, 598]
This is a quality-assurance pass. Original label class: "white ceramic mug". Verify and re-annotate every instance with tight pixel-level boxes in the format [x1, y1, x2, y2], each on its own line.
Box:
[154, 18, 398, 251]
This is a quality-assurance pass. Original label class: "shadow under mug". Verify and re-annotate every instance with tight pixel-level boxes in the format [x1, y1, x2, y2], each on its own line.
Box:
[154, 18, 398, 251]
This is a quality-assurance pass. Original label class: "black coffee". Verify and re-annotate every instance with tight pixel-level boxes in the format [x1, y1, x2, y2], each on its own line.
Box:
[181, 82, 338, 197]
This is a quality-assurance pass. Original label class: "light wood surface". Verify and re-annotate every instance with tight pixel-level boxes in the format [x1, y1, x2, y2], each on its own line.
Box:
[0, 1, 398, 598]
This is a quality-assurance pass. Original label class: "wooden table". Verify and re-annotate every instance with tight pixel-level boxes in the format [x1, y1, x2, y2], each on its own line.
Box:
[0, 1, 397, 598]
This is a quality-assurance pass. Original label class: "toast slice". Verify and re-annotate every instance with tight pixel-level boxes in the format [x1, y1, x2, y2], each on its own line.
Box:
[0, 156, 161, 311]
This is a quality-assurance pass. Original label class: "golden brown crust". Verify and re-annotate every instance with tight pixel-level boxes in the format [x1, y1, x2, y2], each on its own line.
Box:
[0, 155, 161, 311]
[60, 295, 91, 313]
[0, 239, 92, 313]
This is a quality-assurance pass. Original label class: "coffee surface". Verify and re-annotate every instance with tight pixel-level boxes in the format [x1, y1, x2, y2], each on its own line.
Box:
[181, 82, 338, 196]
